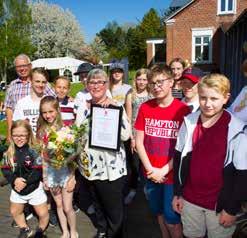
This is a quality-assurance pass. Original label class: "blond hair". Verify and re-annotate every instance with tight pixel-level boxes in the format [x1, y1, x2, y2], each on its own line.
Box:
[37, 96, 63, 137]
[5, 120, 36, 167]
[147, 63, 172, 83]
[132, 68, 150, 100]
[54, 75, 71, 88]
[198, 73, 230, 97]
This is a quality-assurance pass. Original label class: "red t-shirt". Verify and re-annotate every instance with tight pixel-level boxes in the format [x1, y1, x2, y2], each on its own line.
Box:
[183, 110, 231, 210]
[135, 98, 190, 184]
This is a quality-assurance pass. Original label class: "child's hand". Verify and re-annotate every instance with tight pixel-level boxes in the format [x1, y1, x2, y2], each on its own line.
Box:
[172, 196, 183, 214]
[100, 98, 117, 108]
[14, 177, 26, 192]
[130, 139, 137, 153]
[147, 168, 166, 183]
[219, 210, 236, 227]
[65, 176, 76, 193]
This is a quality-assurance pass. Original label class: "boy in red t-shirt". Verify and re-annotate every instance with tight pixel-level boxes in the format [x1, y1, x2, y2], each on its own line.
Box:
[173, 74, 247, 238]
[135, 64, 190, 238]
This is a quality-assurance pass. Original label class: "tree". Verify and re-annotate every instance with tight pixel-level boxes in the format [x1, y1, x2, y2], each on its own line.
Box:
[74, 36, 109, 64]
[96, 8, 164, 69]
[29, 1, 84, 58]
[127, 8, 164, 68]
[97, 21, 129, 60]
[0, 0, 35, 83]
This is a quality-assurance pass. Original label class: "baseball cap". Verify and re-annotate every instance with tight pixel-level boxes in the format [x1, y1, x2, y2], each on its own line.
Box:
[109, 62, 125, 72]
[182, 67, 204, 84]
[74, 63, 94, 75]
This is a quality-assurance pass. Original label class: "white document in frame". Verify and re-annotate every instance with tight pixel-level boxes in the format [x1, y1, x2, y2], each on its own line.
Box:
[91, 107, 120, 149]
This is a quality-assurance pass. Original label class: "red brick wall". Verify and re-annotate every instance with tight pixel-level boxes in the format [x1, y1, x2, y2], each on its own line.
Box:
[166, 0, 247, 71]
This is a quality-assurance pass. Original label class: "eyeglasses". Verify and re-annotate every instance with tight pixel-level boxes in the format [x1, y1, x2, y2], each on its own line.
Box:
[149, 78, 172, 88]
[15, 63, 31, 69]
[12, 134, 28, 139]
[87, 80, 107, 87]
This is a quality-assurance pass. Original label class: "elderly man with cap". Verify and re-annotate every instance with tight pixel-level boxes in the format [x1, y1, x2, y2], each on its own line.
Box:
[181, 67, 204, 112]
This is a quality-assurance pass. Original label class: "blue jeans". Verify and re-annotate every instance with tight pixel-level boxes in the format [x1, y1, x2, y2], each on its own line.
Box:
[145, 179, 180, 224]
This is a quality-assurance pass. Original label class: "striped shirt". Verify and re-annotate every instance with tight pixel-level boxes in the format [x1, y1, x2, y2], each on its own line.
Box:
[59, 97, 76, 126]
[172, 88, 183, 100]
[4, 78, 55, 110]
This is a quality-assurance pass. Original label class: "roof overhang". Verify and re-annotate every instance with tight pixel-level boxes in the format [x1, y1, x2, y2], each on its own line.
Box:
[164, 0, 194, 23]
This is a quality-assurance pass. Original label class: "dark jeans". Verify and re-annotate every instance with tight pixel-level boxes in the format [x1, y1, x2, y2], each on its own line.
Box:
[124, 139, 140, 191]
[89, 176, 126, 238]
[77, 171, 98, 228]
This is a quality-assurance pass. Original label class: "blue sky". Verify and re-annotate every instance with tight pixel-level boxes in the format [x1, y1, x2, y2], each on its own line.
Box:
[49, 0, 172, 43]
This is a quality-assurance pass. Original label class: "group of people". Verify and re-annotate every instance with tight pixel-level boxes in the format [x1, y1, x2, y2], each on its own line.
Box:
[1, 53, 247, 238]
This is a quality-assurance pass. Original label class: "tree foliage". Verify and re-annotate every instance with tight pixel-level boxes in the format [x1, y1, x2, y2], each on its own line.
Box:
[96, 8, 164, 69]
[74, 36, 109, 64]
[0, 0, 35, 83]
[30, 1, 84, 58]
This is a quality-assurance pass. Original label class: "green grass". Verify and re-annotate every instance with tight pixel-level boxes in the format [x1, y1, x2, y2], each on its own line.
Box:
[0, 121, 6, 136]
[70, 82, 83, 97]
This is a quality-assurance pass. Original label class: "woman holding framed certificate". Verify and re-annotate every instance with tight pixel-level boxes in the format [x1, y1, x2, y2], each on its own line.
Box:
[75, 68, 131, 238]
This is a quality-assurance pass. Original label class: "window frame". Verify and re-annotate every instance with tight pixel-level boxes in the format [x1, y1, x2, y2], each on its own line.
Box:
[191, 28, 213, 64]
[146, 39, 166, 64]
[217, 0, 236, 15]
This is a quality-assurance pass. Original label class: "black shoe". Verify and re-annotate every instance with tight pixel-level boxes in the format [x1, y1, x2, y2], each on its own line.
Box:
[49, 210, 58, 227]
[94, 231, 107, 238]
[0, 177, 8, 187]
[11, 220, 18, 228]
[18, 227, 33, 238]
[73, 204, 80, 213]
[33, 227, 44, 238]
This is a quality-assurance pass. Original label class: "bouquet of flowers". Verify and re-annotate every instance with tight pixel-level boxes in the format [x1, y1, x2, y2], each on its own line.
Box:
[43, 123, 87, 169]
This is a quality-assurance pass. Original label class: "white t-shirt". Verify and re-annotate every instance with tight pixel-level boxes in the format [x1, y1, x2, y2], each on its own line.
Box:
[74, 89, 112, 113]
[182, 98, 200, 113]
[13, 95, 41, 134]
[74, 89, 92, 113]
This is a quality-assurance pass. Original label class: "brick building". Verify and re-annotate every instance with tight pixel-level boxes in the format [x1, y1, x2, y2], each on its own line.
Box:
[145, 0, 247, 71]
[164, 0, 247, 72]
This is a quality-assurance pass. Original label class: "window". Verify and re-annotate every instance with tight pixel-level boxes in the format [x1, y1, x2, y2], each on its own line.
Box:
[154, 43, 166, 63]
[146, 39, 166, 64]
[63, 69, 72, 81]
[217, 0, 236, 15]
[192, 28, 213, 64]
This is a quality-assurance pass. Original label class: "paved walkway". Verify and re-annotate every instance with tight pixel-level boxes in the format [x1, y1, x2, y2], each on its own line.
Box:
[0, 185, 161, 238]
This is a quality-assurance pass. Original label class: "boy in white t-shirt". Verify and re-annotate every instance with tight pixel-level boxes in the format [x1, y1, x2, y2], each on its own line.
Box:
[13, 68, 50, 134]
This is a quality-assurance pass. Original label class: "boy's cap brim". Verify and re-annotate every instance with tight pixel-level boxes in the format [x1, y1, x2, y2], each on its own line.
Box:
[74, 63, 94, 75]
[109, 62, 125, 72]
[182, 67, 204, 83]
[182, 74, 200, 83]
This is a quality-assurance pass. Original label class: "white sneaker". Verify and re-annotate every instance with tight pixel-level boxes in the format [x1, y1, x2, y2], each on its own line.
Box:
[124, 189, 137, 205]
[25, 213, 33, 221]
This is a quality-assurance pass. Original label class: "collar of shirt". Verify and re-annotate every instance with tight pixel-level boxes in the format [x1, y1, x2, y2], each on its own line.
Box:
[59, 96, 69, 105]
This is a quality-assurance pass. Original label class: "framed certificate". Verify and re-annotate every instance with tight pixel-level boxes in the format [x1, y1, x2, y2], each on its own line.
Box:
[89, 104, 123, 151]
